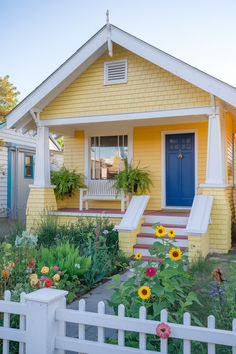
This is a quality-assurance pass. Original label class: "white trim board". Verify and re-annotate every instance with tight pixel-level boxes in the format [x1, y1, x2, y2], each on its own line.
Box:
[161, 129, 198, 209]
[6, 24, 236, 130]
[41, 106, 214, 127]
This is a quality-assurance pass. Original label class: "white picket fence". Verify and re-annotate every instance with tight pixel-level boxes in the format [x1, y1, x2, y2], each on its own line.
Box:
[0, 288, 236, 354]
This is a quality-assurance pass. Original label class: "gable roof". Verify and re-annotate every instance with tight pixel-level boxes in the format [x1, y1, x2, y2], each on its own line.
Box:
[6, 24, 236, 129]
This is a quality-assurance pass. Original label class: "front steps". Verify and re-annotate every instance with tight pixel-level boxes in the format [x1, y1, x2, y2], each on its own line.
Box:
[133, 210, 190, 261]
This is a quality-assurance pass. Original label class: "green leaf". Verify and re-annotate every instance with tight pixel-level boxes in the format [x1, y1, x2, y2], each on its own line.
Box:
[112, 274, 121, 283]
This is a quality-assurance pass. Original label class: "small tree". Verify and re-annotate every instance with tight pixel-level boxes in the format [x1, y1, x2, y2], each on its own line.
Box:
[0, 75, 20, 121]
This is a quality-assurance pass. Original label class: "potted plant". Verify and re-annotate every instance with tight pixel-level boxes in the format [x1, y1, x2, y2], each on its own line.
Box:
[113, 159, 153, 196]
[51, 166, 87, 200]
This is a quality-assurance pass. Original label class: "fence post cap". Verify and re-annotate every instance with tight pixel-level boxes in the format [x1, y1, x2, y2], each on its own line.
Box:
[25, 288, 68, 304]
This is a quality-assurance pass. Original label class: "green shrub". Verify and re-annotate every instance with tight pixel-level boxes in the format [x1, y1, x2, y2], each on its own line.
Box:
[51, 166, 87, 200]
[36, 241, 91, 279]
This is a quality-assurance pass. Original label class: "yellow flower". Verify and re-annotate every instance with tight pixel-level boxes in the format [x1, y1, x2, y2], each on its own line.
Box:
[135, 252, 142, 260]
[53, 274, 60, 281]
[41, 266, 49, 274]
[138, 286, 151, 300]
[1, 269, 9, 278]
[54, 282, 59, 286]
[155, 225, 166, 237]
[169, 248, 182, 261]
[168, 229, 175, 238]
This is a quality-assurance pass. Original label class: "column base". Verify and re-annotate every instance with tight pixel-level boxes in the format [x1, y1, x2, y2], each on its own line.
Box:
[26, 187, 57, 233]
[197, 186, 233, 254]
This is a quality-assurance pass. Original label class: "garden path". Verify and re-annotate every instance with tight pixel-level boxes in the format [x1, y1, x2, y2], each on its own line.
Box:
[66, 270, 133, 353]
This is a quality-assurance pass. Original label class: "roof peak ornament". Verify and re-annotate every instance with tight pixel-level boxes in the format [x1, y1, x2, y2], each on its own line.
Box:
[106, 10, 113, 57]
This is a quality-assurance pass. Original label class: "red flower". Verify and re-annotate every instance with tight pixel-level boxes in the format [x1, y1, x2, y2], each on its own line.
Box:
[156, 323, 171, 339]
[146, 267, 156, 277]
[45, 278, 53, 288]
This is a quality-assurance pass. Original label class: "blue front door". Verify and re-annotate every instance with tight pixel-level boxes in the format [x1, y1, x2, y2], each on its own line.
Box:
[166, 133, 195, 207]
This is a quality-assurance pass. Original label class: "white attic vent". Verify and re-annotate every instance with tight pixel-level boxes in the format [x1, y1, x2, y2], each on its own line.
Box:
[104, 59, 127, 85]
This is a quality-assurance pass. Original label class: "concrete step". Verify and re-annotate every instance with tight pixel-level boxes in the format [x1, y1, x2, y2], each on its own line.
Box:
[137, 233, 188, 247]
[133, 244, 188, 257]
[141, 223, 187, 236]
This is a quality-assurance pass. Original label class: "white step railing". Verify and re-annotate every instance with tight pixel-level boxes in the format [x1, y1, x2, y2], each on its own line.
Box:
[0, 288, 236, 353]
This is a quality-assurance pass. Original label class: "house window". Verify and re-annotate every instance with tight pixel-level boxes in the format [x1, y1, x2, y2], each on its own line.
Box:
[104, 59, 127, 85]
[24, 154, 34, 179]
[90, 135, 128, 180]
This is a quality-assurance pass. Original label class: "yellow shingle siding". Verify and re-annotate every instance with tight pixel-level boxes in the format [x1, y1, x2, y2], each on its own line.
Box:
[198, 187, 232, 253]
[26, 188, 57, 233]
[134, 122, 208, 210]
[57, 131, 84, 209]
[41, 44, 211, 119]
[225, 111, 233, 184]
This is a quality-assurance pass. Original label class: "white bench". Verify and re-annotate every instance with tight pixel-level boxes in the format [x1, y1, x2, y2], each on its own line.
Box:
[79, 180, 129, 212]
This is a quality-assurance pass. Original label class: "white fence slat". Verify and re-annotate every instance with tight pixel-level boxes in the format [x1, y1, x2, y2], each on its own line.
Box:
[78, 299, 86, 354]
[3, 290, 11, 354]
[57, 296, 66, 354]
[19, 292, 26, 354]
[208, 315, 216, 354]
[183, 312, 191, 354]
[233, 319, 236, 354]
[118, 304, 125, 346]
[160, 309, 168, 353]
[139, 306, 146, 350]
[98, 301, 105, 343]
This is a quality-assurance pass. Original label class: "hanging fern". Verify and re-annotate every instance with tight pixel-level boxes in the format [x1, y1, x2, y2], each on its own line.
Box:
[51, 166, 87, 200]
[113, 159, 153, 196]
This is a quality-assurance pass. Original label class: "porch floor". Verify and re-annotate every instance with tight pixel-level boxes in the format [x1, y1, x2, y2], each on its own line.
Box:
[49, 208, 190, 218]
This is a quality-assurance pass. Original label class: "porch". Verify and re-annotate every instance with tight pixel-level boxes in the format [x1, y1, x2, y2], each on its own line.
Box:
[24, 105, 235, 260]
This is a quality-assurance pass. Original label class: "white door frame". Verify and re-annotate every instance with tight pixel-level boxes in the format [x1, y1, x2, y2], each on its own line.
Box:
[161, 129, 198, 209]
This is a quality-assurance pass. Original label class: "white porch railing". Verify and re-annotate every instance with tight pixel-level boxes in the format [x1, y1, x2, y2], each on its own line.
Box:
[0, 288, 236, 354]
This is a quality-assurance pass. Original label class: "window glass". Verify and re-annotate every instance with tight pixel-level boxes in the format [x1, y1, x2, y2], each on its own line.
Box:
[90, 135, 128, 180]
[24, 155, 33, 178]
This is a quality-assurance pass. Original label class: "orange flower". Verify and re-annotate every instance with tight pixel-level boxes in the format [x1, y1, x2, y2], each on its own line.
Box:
[1, 269, 9, 278]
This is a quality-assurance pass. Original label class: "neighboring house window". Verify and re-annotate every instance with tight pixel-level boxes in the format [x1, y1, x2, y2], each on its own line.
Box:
[104, 59, 127, 85]
[24, 154, 34, 178]
[90, 135, 128, 180]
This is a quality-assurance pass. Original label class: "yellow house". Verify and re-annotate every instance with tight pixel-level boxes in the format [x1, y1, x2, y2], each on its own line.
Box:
[6, 22, 236, 262]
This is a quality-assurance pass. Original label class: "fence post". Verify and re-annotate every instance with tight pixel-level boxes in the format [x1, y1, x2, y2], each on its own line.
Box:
[24, 288, 68, 354]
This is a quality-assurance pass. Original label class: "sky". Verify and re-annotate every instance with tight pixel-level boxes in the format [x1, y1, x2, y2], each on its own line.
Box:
[1, 0, 236, 102]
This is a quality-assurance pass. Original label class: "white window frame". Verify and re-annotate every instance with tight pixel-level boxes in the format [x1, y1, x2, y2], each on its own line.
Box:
[104, 59, 128, 85]
[84, 127, 133, 183]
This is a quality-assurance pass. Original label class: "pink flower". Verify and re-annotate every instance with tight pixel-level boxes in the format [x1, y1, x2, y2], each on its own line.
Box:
[58, 271, 62, 275]
[156, 323, 171, 339]
[54, 266, 59, 271]
[94, 227, 100, 238]
[103, 230, 109, 235]
[146, 267, 156, 277]
[40, 276, 47, 282]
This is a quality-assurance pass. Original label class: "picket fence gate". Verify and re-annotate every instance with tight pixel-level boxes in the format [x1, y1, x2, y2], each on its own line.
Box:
[0, 288, 236, 354]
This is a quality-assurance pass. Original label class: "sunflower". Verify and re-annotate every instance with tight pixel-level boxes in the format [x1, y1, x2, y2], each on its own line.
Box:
[168, 229, 175, 238]
[155, 225, 166, 237]
[138, 286, 151, 300]
[169, 248, 182, 261]
[135, 252, 142, 260]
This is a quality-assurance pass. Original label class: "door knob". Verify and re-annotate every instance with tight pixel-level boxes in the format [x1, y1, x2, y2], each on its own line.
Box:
[178, 150, 183, 159]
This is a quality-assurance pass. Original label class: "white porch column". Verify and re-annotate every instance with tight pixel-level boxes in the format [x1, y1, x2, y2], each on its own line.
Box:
[205, 113, 225, 185]
[33, 126, 51, 187]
